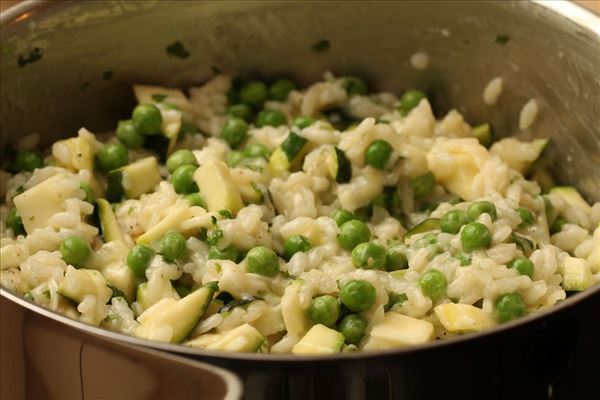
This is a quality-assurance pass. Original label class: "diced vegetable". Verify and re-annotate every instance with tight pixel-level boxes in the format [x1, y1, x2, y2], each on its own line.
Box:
[194, 159, 244, 214]
[97, 199, 126, 243]
[434, 303, 495, 332]
[106, 157, 161, 201]
[405, 218, 441, 239]
[206, 323, 266, 353]
[292, 324, 345, 355]
[550, 187, 592, 212]
[561, 256, 593, 291]
[325, 146, 352, 183]
[365, 312, 435, 349]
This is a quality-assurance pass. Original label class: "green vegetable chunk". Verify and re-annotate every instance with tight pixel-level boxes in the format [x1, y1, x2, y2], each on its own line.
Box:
[292, 116, 316, 129]
[472, 123, 493, 147]
[508, 258, 534, 279]
[339, 314, 368, 345]
[127, 245, 155, 278]
[96, 143, 128, 172]
[331, 209, 355, 227]
[308, 295, 341, 327]
[167, 149, 197, 173]
[343, 76, 368, 96]
[385, 246, 408, 271]
[208, 245, 239, 262]
[460, 222, 492, 252]
[418, 269, 448, 300]
[351, 242, 386, 270]
[132, 104, 163, 135]
[440, 210, 471, 234]
[256, 110, 286, 128]
[79, 182, 95, 204]
[398, 90, 426, 115]
[6, 207, 25, 236]
[337, 220, 371, 250]
[184, 192, 206, 208]
[339, 279, 376, 312]
[550, 217, 567, 234]
[14, 150, 43, 172]
[171, 164, 199, 194]
[227, 103, 252, 121]
[454, 251, 471, 266]
[411, 172, 435, 199]
[269, 79, 296, 101]
[246, 246, 279, 277]
[239, 81, 268, 109]
[467, 201, 497, 221]
[159, 231, 187, 262]
[517, 207, 534, 227]
[364, 140, 393, 169]
[59, 236, 91, 267]
[495, 292, 525, 323]
[116, 120, 144, 149]
[220, 117, 248, 148]
[283, 235, 313, 260]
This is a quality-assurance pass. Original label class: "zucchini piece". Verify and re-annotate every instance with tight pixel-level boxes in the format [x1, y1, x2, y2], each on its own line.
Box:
[292, 324, 345, 355]
[325, 146, 352, 183]
[471, 123, 493, 148]
[136, 281, 179, 310]
[135, 283, 215, 343]
[268, 131, 310, 175]
[550, 186, 592, 212]
[561, 256, 593, 291]
[97, 199, 125, 243]
[490, 138, 548, 173]
[434, 303, 495, 333]
[205, 323, 266, 353]
[135, 204, 192, 245]
[194, 159, 244, 214]
[509, 232, 535, 256]
[52, 136, 95, 171]
[57, 267, 112, 304]
[281, 131, 308, 161]
[106, 157, 161, 201]
[367, 312, 435, 348]
[280, 280, 310, 336]
[405, 218, 441, 239]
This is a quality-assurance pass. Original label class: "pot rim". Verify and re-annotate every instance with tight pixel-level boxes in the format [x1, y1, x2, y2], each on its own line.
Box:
[1, 0, 599, 362]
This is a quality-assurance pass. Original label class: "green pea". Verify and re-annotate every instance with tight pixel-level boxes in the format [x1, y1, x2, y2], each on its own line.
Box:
[227, 103, 252, 121]
[132, 104, 163, 135]
[239, 81, 268, 109]
[116, 120, 144, 149]
[246, 246, 279, 277]
[385, 246, 409, 271]
[96, 143, 128, 172]
[269, 79, 296, 101]
[256, 110, 286, 128]
[351, 242, 386, 270]
[517, 207, 534, 227]
[550, 217, 567, 234]
[208, 245, 240, 262]
[59, 236, 91, 267]
[418, 269, 448, 301]
[14, 150, 43, 172]
[171, 164, 199, 194]
[339, 279, 376, 312]
[460, 222, 492, 252]
[308, 295, 340, 327]
[243, 143, 271, 159]
[508, 258, 534, 279]
[283, 235, 313, 260]
[495, 292, 526, 323]
[166, 149, 197, 173]
[338, 314, 368, 345]
[79, 182, 95, 204]
[184, 192, 206, 208]
[226, 151, 244, 167]
[293, 116, 316, 129]
[398, 90, 426, 115]
[337, 220, 371, 250]
[454, 251, 471, 266]
[220, 117, 248, 148]
[159, 231, 187, 262]
[331, 209, 356, 227]
[127, 245, 155, 278]
[410, 172, 435, 199]
[342, 76, 368, 96]
[467, 201, 497, 221]
[6, 207, 25, 236]
[364, 140, 393, 169]
[440, 210, 471, 234]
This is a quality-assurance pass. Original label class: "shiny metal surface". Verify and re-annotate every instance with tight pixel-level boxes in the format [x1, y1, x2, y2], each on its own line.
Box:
[1, 1, 600, 399]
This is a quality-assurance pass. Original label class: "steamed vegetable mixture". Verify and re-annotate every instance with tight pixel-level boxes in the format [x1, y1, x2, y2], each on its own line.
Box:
[1, 72, 598, 354]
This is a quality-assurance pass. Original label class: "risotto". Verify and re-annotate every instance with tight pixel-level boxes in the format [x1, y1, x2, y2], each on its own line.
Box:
[1, 72, 598, 354]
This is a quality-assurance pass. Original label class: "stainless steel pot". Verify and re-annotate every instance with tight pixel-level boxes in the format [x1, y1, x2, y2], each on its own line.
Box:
[1, 2, 599, 399]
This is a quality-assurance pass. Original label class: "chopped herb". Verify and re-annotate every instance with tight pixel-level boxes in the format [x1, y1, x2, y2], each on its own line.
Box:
[215, 291, 235, 304]
[198, 227, 208, 241]
[207, 221, 223, 246]
[43, 290, 51, 299]
[384, 293, 408, 311]
[102, 70, 113, 80]
[166, 40, 191, 59]
[218, 209, 233, 219]
[214, 263, 222, 273]
[211, 65, 221, 74]
[312, 39, 330, 52]
[17, 47, 43, 68]
[80, 81, 90, 91]
[495, 34, 510, 45]
[152, 93, 168, 102]
[210, 216, 217, 225]
[205, 281, 219, 291]
[219, 294, 258, 313]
